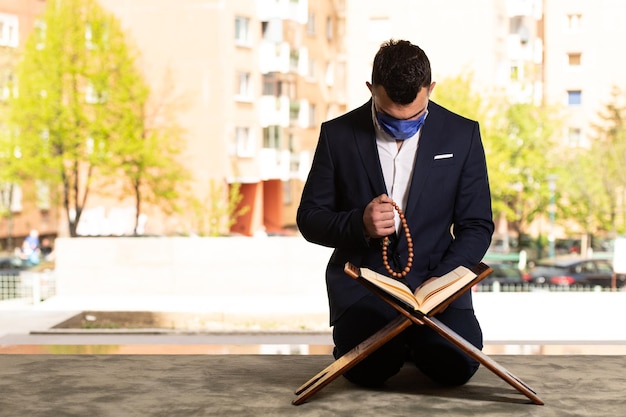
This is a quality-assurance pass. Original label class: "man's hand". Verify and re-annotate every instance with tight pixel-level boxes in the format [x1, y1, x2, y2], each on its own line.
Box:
[363, 194, 395, 238]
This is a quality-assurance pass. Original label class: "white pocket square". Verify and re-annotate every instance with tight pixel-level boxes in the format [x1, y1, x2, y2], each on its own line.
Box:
[434, 153, 453, 160]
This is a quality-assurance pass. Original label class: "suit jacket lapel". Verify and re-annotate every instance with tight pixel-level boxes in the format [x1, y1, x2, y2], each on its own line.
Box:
[404, 104, 443, 216]
[354, 100, 387, 196]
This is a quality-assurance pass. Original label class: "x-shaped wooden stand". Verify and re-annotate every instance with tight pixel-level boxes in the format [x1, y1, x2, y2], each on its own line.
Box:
[293, 314, 412, 405]
[293, 265, 544, 406]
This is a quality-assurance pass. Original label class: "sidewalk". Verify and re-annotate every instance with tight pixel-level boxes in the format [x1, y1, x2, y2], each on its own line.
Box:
[2, 295, 626, 415]
[6, 236, 619, 348]
[4, 353, 625, 416]
[2, 291, 626, 346]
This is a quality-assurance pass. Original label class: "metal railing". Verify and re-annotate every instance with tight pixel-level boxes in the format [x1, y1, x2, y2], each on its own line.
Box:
[0, 270, 56, 304]
[474, 282, 620, 293]
[0, 270, 621, 305]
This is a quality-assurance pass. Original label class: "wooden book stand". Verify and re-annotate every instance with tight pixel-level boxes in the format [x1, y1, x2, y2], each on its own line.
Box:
[293, 264, 544, 406]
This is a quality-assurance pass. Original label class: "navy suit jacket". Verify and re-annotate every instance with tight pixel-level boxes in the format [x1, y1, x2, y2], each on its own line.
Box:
[297, 100, 494, 325]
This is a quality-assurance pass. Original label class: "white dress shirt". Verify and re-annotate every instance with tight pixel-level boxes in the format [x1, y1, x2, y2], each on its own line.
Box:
[371, 101, 426, 232]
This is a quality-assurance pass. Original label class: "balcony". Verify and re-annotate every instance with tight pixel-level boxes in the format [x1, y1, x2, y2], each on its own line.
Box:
[259, 95, 290, 127]
[259, 148, 291, 181]
[259, 41, 290, 74]
[256, 0, 308, 24]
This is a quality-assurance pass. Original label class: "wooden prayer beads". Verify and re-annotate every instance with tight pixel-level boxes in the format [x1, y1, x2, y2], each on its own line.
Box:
[382, 201, 413, 278]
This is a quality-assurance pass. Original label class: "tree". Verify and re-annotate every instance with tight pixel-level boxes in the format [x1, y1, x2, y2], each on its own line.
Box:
[8, 0, 190, 237]
[495, 102, 562, 239]
[486, 100, 563, 260]
[100, 69, 191, 235]
[584, 85, 626, 236]
[433, 73, 563, 249]
[188, 180, 249, 237]
[431, 73, 514, 218]
[0, 42, 22, 250]
[557, 145, 608, 240]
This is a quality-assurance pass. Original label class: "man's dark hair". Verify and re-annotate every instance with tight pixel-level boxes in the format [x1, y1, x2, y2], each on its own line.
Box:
[371, 39, 431, 105]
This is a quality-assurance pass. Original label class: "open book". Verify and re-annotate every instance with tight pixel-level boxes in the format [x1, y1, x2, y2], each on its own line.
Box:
[294, 260, 543, 406]
[344, 262, 492, 316]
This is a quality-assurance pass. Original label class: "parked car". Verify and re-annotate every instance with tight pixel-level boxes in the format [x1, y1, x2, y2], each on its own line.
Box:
[0, 255, 28, 271]
[479, 262, 526, 290]
[528, 257, 622, 288]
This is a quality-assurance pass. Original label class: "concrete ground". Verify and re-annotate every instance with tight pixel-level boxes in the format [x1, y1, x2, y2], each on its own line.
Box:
[1, 353, 625, 416]
[2, 292, 626, 416]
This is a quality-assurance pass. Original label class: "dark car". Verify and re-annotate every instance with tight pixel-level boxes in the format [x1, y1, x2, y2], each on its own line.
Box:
[489, 262, 525, 284]
[528, 257, 621, 288]
[478, 262, 526, 290]
[0, 255, 35, 275]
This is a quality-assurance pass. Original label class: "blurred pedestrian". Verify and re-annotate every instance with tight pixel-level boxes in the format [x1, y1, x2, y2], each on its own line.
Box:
[21, 229, 41, 265]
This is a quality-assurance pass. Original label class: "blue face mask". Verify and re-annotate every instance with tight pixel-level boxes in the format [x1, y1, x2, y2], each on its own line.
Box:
[377, 110, 427, 140]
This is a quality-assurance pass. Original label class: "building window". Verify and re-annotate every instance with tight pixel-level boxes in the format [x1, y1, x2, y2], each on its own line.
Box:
[325, 62, 334, 86]
[235, 16, 250, 46]
[235, 72, 251, 100]
[263, 125, 281, 149]
[0, 183, 22, 213]
[263, 74, 277, 96]
[0, 13, 19, 48]
[568, 52, 582, 67]
[36, 181, 51, 211]
[567, 90, 582, 106]
[283, 180, 292, 205]
[308, 103, 317, 128]
[510, 64, 520, 81]
[34, 20, 46, 50]
[289, 101, 300, 122]
[234, 127, 254, 157]
[567, 127, 582, 147]
[288, 133, 294, 152]
[261, 19, 282, 42]
[307, 58, 316, 80]
[566, 13, 582, 32]
[306, 12, 315, 36]
[0, 70, 15, 101]
[289, 49, 300, 72]
[326, 16, 333, 40]
[263, 74, 293, 98]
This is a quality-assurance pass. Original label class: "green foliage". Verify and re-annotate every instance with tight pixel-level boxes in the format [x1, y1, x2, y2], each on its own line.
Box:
[6, 0, 190, 236]
[566, 86, 626, 237]
[189, 180, 250, 237]
[103, 72, 192, 235]
[496, 101, 563, 235]
[431, 72, 485, 121]
[557, 146, 607, 236]
[8, 0, 136, 236]
[0, 44, 21, 231]
[433, 73, 564, 240]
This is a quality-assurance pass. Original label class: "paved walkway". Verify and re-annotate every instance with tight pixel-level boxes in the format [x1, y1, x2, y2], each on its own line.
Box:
[2, 294, 626, 415]
[2, 291, 626, 349]
[1, 353, 625, 416]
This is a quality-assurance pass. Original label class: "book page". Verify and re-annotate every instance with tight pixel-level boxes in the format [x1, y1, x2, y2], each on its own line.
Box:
[359, 268, 418, 310]
[413, 266, 475, 313]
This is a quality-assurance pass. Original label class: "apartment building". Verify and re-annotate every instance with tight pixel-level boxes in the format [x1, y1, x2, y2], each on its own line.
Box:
[1, 0, 625, 244]
[543, 0, 626, 148]
[94, 0, 348, 236]
[0, 0, 347, 240]
[341, 0, 511, 107]
[0, 0, 53, 251]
